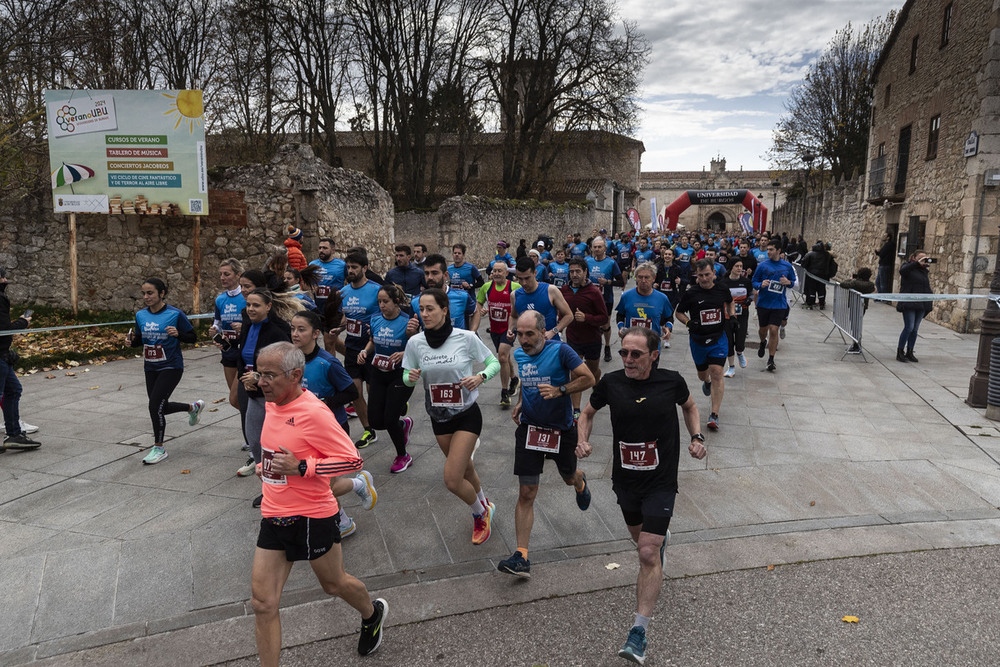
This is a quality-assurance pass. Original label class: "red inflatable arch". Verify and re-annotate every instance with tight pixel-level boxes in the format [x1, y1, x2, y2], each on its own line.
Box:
[663, 190, 768, 232]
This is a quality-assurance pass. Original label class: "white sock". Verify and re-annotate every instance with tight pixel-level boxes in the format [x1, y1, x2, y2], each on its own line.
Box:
[633, 613, 651, 630]
[351, 477, 365, 493]
[469, 499, 487, 516]
[339, 512, 353, 528]
[476, 489, 487, 506]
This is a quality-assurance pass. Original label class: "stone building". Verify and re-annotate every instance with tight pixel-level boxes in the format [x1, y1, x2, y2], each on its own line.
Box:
[861, 0, 1000, 331]
[640, 158, 791, 231]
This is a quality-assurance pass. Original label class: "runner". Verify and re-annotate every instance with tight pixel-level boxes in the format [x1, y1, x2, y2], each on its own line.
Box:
[410, 254, 479, 330]
[559, 258, 608, 420]
[585, 237, 624, 362]
[616, 262, 673, 356]
[722, 260, 754, 378]
[508, 257, 573, 343]
[250, 342, 386, 665]
[339, 251, 382, 449]
[357, 284, 417, 473]
[209, 258, 246, 402]
[751, 239, 796, 372]
[127, 278, 205, 465]
[383, 244, 426, 299]
[476, 263, 521, 408]
[309, 238, 346, 353]
[615, 232, 635, 284]
[448, 243, 484, 297]
[546, 247, 570, 288]
[674, 259, 734, 432]
[577, 327, 706, 665]
[497, 311, 595, 578]
[290, 310, 378, 537]
[403, 288, 501, 544]
[654, 248, 681, 347]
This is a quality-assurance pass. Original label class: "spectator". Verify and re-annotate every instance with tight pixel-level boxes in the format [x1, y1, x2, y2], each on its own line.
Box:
[284, 226, 307, 270]
[0, 267, 40, 451]
[896, 250, 933, 363]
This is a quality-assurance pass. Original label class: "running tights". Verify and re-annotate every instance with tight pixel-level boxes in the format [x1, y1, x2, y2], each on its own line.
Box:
[145, 368, 188, 444]
[367, 369, 414, 456]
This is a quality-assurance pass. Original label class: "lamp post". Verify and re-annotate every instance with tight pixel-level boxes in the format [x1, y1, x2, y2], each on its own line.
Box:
[799, 152, 816, 239]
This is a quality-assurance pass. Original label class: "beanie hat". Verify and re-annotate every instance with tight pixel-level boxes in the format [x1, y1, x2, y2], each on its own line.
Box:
[287, 225, 303, 241]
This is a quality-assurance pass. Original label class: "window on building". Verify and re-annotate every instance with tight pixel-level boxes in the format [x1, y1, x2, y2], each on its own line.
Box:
[895, 125, 911, 195]
[885, 84, 891, 107]
[868, 142, 887, 200]
[909, 35, 919, 74]
[941, 3, 952, 47]
[926, 115, 940, 160]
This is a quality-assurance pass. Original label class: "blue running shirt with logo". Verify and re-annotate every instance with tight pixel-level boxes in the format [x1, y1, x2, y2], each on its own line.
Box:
[135, 305, 193, 371]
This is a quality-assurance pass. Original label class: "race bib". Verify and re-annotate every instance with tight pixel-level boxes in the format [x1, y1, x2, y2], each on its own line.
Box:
[221, 329, 238, 341]
[372, 353, 397, 371]
[489, 306, 507, 323]
[660, 281, 673, 292]
[430, 383, 463, 407]
[316, 285, 331, 298]
[630, 317, 652, 329]
[261, 448, 288, 485]
[553, 277, 566, 287]
[619, 440, 659, 471]
[345, 318, 363, 336]
[621, 251, 630, 259]
[143, 344, 166, 362]
[525, 426, 561, 453]
[699, 308, 722, 326]
[768, 280, 785, 293]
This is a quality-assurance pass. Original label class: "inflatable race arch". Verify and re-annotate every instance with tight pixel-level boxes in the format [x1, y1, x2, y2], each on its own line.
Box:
[663, 190, 768, 233]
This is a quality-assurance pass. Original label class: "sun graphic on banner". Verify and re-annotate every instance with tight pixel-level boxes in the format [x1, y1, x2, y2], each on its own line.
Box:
[162, 90, 204, 133]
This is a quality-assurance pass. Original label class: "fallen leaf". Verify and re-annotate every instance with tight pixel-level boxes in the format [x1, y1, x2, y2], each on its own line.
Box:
[208, 408, 219, 412]
[842, 616, 859, 623]
[212, 398, 227, 404]
[67, 360, 80, 367]
[83, 368, 90, 372]
[89, 386, 99, 390]
[42, 367, 51, 372]
[605, 562, 620, 570]
[45, 374, 56, 379]
[810, 500, 816, 506]
[181, 469, 191, 474]
[65, 371, 76, 377]
[767, 564, 775, 571]
[118, 384, 123, 390]
[27, 369, 38, 374]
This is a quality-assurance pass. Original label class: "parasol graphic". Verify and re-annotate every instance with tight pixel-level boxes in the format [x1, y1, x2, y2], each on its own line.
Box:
[51, 162, 95, 193]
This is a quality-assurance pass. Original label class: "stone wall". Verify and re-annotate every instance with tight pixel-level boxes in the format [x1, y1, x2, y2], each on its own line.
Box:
[0, 144, 394, 313]
[394, 196, 596, 268]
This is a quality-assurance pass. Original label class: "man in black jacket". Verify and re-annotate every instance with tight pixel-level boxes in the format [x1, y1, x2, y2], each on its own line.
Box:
[875, 232, 896, 294]
[0, 267, 41, 451]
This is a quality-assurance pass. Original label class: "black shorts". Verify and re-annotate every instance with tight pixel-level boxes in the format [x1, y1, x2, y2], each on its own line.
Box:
[490, 331, 511, 353]
[614, 485, 675, 536]
[570, 341, 602, 361]
[431, 403, 483, 437]
[221, 348, 241, 368]
[343, 347, 368, 381]
[256, 514, 341, 561]
[757, 306, 789, 328]
[514, 422, 578, 482]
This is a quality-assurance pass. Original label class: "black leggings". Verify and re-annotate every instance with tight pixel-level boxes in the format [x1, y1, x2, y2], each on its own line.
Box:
[366, 368, 414, 456]
[145, 368, 189, 444]
[727, 313, 750, 357]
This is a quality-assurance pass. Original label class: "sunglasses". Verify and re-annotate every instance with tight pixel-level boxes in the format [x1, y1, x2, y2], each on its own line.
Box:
[618, 349, 647, 360]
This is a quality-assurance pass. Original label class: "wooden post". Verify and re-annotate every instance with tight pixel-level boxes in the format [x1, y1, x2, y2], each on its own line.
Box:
[69, 212, 78, 316]
[192, 217, 201, 313]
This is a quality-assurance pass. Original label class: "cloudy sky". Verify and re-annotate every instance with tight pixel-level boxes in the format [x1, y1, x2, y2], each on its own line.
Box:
[620, 0, 903, 172]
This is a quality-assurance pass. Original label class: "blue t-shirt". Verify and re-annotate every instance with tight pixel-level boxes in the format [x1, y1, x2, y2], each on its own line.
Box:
[548, 261, 570, 287]
[302, 348, 354, 425]
[616, 242, 634, 262]
[535, 264, 548, 283]
[411, 286, 476, 330]
[569, 242, 589, 259]
[585, 256, 621, 302]
[448, 262, 482, 290]
[674, 245, 694, 265]
[370, 312, 410, 357]
[514, 284, 558, 331]
[309, 258, 347, 303]
[340, 280, 382, 349]
[634, 248, 656, 265]
[752, 259, 797, 309]
[616, 288, 674, 336]
[752, 248, 769, 263]
[514, 340, 581, 430]
[135, 305, 193, 371]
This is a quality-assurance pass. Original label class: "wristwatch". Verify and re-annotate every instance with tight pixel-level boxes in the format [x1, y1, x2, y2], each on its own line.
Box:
[559, 385, 568, 394]
[479, 372, 488, 381]
[691, 433, 705, 442]
[298, 460, 308, 476]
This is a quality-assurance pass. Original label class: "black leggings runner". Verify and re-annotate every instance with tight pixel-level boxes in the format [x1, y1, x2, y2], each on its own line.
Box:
[726, 313, 751, 357]
[145, 368, 189, 443]
[367, 367, 414, 456]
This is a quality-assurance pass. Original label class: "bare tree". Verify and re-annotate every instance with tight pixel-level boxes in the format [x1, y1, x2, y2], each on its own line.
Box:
[768, 12, 896, 182]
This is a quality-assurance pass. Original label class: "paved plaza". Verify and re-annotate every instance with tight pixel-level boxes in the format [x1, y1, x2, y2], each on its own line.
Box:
[3, 298, 1000, 665]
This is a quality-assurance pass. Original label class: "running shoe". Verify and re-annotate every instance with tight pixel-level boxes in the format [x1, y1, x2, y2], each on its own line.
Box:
[3, 433, 41, 450]
[604, 346, 612, 362]
[576, 471, 591, 511]
[355, 429, 377, 449]
[240, 442, 251, 451]
[355, 470, 377, 510]
[188, 399, 205, 426]
[737, 352, 747, 368]
[500, 389, 511, 408]
[707, 413, 719, 431]
[401, 416, 413, 447]
[779, 325, 786, 339]
[237, 457, 256, 477]
[767, 359, 777, 372]
[663, 340, 670, 349]
[757, 340, 767, 358]
[724, 366, 736, 378]
[345, 404, 358, 418]
[472, 501, 494, 545]
[498, 551, 531, 578]
[357, 598, 387, 656]
[618, 625, 647, 665]
[390, 454, 412, 473]
[340, 516, 357, 538]
[508, 377, 520, 394]
[0, 420, 38, 434]
[252, 494, 263, 508]
[143, 446, 167, 465]
[702, 381, 711, 396]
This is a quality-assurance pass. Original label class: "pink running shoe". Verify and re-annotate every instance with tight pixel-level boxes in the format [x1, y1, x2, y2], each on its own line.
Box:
[390, 454, 412, 473]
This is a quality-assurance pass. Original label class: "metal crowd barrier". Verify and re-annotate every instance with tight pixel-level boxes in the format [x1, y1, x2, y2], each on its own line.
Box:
[823, 283, 868, 360]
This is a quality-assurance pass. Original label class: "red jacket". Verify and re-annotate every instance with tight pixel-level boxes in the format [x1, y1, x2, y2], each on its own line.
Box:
[284, 238, 307, 270]
[560, 283, 608, 345]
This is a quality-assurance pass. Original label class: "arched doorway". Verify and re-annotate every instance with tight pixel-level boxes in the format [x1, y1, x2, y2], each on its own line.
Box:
[707, 212, 727, 231]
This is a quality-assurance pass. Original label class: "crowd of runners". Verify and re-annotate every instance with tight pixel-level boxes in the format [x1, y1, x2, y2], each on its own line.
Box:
[2, 224, 807, 665]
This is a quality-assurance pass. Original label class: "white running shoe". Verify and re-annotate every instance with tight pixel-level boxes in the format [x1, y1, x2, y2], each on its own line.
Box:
[0, 420, 38, 434]
[724, 366, 736, 378]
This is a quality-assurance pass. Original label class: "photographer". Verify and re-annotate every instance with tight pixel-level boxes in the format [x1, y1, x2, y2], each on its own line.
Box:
[0, 267, 40, 451]
[896, 250, 934, 363]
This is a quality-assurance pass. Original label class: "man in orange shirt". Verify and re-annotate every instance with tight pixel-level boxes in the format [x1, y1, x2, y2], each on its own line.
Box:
[251, 342, 386, 664]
